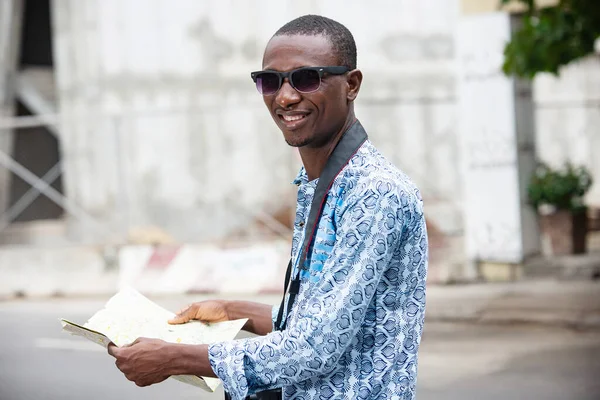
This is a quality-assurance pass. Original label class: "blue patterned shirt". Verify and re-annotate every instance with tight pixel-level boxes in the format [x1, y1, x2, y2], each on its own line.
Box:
[208, 140, 428, 399]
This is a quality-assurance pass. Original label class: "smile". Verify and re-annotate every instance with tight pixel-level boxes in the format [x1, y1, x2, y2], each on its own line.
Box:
[278, 112, 310, 129]
[282, 114, 305, 122]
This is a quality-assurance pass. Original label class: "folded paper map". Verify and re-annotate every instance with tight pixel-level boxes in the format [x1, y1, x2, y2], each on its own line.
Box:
[60, 287, 247, 392]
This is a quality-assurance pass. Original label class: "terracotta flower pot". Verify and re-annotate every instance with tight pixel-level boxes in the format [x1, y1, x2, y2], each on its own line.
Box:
[539, 210, 588, 256]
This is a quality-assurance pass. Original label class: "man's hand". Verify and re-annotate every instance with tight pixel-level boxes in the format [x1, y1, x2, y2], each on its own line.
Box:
[107, 338, 173, 387]
[169, 299, 275, 336]
[168, 300, 230, 325]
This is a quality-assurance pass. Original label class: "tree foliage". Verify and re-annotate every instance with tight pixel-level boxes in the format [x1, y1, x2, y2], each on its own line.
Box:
[501, 0, 600, 78]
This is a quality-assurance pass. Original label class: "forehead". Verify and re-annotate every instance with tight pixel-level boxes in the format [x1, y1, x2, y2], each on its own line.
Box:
[262, 34, 337, 71]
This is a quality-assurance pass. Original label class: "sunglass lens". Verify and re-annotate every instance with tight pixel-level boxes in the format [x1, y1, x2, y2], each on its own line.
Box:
[256, 73, 280, 95]
[292, 69, 321, 93]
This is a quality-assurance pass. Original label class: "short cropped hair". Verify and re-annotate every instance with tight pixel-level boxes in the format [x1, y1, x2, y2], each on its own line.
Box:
[274, 15, 357, 69]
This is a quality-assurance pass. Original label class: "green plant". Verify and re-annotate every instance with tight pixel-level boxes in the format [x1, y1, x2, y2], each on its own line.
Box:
[500, 0, 600, 78]
[528, 162, 593, 212]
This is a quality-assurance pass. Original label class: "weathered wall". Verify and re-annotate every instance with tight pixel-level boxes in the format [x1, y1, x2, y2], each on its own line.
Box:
[51, 0, 296, 242]
[50, 0, 462, 244]
[349, 1, 462, 235]
[44, 0, 600, 285]
[534, 57, 600, 207]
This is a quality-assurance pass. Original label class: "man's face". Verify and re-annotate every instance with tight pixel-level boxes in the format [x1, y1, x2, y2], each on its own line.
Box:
[261, 34, 356, 148]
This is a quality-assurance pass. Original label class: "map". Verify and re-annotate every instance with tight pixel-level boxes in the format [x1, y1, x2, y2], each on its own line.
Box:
[60, 287, 247, 392]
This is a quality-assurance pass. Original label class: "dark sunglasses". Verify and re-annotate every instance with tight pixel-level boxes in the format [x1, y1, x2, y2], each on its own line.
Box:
[250, 66, 350, 95]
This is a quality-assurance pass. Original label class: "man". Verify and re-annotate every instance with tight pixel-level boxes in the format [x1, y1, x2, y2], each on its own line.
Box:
[108, 14, 428, 400]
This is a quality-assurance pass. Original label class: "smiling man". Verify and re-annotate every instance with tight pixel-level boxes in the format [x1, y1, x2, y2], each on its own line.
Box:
[108, 15, 428, 400]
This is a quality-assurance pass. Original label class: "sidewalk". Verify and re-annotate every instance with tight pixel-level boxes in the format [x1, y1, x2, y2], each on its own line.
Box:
[425, 279, 600, 330]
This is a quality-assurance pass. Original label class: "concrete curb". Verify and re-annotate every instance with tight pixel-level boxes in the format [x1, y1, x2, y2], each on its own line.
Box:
[2, 245, 599, 330]
[0, 245, 118, 299]
[424, 280, 600, 330]
[525, 253, 600, 280]
[0, 241, 291, 299]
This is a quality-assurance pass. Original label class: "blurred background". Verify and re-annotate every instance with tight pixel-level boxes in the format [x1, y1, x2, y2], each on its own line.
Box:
[0, 0, 599, 399]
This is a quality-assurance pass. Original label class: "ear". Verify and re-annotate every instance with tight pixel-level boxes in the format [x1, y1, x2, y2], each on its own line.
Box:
[346, 69, 363, 102]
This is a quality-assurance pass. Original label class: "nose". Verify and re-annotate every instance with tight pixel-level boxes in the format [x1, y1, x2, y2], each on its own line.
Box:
[275, 78, 301, 108]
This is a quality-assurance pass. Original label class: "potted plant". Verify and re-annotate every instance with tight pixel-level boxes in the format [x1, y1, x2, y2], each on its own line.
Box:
[528, 162, 593, 255]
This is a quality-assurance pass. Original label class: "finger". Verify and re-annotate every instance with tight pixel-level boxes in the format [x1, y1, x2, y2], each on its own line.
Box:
[107, 342, 119, 357]
[175, 304, 192, 315]
[168, 315, 190, 324]
[168, 309, 193, 325]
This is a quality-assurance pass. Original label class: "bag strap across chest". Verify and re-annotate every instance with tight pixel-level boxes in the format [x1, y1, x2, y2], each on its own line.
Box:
[274, 120, 368, 331]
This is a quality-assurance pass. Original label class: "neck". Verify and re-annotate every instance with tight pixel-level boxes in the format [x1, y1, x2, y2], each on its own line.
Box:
[299, 112, 357, 181]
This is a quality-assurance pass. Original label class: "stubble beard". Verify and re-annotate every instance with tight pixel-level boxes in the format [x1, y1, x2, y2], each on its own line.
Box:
[283, 131, 312, 148]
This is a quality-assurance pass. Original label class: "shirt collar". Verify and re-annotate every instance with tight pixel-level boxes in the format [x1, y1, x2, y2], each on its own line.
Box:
[292, 166, 308, 186]
[292, 167, 320, 187]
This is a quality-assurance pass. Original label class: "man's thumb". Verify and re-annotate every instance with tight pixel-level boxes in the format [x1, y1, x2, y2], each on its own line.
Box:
[107, 342, 119, 357]
[168, 312, 190, 325]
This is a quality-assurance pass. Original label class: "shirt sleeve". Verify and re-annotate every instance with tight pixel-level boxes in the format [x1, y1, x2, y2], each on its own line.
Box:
[208, 180, 420, 400]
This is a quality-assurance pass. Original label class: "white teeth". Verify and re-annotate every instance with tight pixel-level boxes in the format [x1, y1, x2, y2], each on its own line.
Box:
[282, 114, 305, 122]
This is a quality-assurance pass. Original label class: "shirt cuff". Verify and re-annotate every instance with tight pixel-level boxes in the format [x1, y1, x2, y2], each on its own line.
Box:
[208, 340, 250, 400]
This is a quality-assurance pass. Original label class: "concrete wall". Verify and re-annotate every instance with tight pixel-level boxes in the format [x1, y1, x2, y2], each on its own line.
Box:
[0, 240, 290, 298]
[50, 0, 462, 245]
[534, 57, 600, 207]
[45, 0, 599, 285]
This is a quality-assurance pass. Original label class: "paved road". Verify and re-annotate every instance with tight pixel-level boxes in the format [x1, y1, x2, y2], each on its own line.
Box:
[1, 295, 599, 400]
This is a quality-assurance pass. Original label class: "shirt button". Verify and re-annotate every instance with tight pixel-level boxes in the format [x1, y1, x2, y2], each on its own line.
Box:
[299, 221, 305, 227]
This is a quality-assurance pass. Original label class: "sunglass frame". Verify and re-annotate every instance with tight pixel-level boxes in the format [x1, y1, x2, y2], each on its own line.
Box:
[250, 66, 350, 95]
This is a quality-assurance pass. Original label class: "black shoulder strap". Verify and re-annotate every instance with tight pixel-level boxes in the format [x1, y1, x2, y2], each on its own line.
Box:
[275, 120, 368, 331]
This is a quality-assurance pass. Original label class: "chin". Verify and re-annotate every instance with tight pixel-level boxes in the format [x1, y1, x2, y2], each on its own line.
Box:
[282, 131, 312, 148]
[285, 136, 314, 148]
[284, 138, 309, 148]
